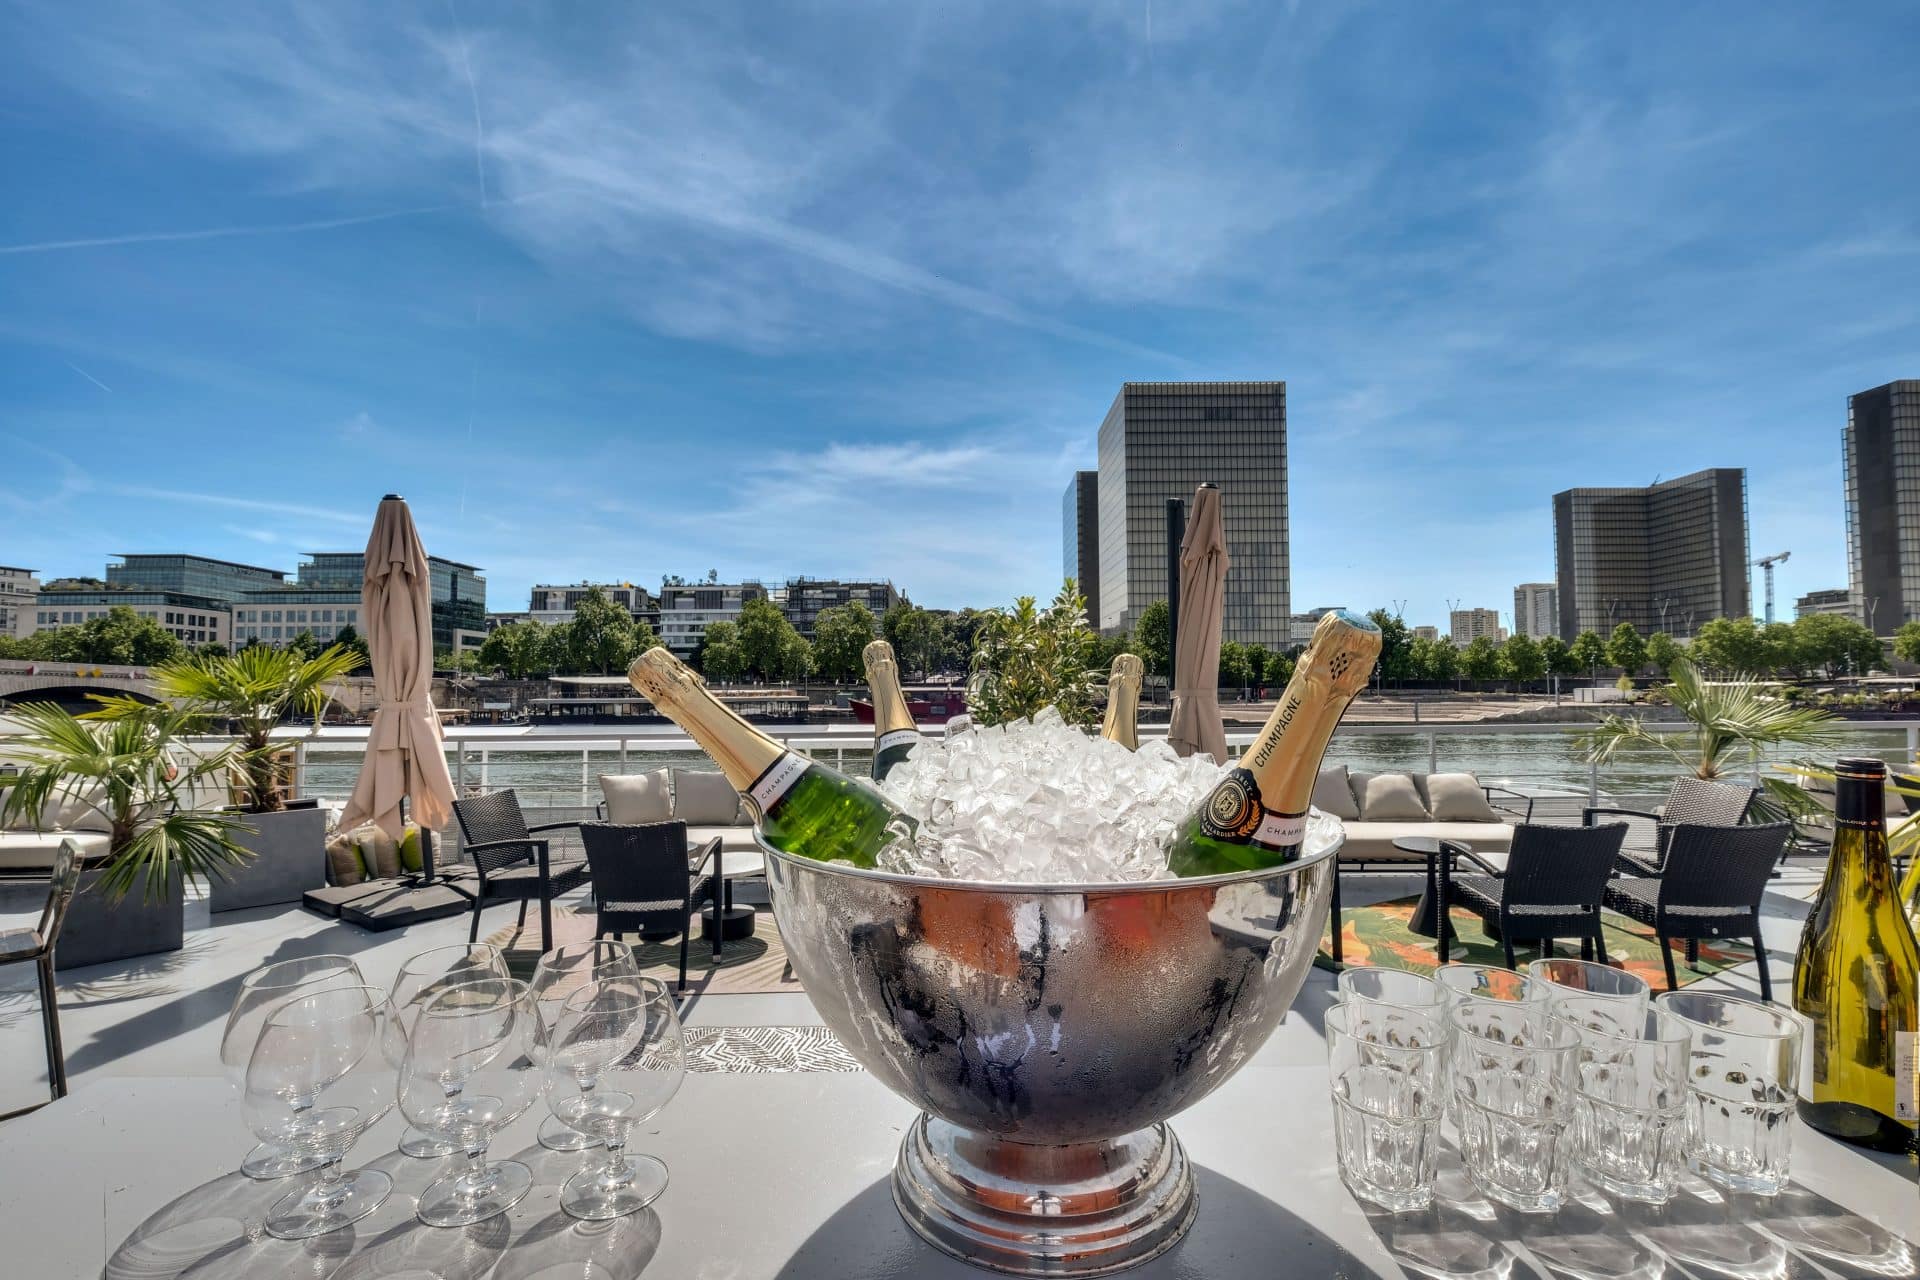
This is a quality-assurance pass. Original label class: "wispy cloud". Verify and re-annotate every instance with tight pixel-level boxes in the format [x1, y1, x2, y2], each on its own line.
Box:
[0, 205, 456, 256]
[106, 486, 367, 527]
[63, 361, 112, 393]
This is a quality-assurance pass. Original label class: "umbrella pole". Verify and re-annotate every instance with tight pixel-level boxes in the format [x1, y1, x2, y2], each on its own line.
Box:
[1166, 497, 1185, 689]
[403, 797, 472, 902]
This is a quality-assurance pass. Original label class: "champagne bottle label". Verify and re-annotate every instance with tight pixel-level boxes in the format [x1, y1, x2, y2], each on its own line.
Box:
[1197, 767, 1305, 848]
[876, 729, 919, 755]
[748, 752, 808, 813]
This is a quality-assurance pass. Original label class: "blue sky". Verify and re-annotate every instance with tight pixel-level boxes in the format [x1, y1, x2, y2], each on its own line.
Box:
[2, 2, 1916, 629]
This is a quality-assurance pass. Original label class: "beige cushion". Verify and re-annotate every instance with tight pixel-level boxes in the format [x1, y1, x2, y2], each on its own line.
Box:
[325, 832, 368, 886]
[1357, 773, 1429, 821]
[601, 770, 672, 825]
[684, 824, 762, 854]
[674, 770, 746, 826]
[1421, 773, 1498, 822]
[0, 830, 113, 870]
[343, 823, 400, 879]
[1312, 766, 1360, 821]
[1335, 821, 1514, 865]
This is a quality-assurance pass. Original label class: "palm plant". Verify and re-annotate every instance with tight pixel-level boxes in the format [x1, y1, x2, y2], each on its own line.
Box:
[95, 644, 362, 812]
[967, 585, 1105, 729]
[1579, 657, 1840, 821]
[0, 701, 250, 900]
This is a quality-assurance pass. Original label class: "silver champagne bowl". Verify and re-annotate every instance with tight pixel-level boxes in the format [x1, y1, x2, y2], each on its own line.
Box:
[760, 827, 1339, 1276]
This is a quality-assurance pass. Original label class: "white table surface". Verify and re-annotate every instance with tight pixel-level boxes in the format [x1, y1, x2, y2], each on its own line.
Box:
[2, 1063, 1915, 1279]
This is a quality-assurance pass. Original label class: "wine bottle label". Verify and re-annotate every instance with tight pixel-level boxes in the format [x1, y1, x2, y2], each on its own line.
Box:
[1898, 1030, 1916, 1122]
[1254, 810, 1307, 849]
[748, 753, 808, 813]
[876, 729, 918, 754]
[1198, 768, 1305, 849]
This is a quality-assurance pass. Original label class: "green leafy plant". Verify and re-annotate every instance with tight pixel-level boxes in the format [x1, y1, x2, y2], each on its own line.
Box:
[967, 583, 1104, 729]
[0, 700, 251, 900]
[95, 644, 363, 812]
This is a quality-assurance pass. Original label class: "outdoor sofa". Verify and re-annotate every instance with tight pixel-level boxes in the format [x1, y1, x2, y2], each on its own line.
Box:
[598, 767, 759, 855]
[1315, 764, 1528, 868]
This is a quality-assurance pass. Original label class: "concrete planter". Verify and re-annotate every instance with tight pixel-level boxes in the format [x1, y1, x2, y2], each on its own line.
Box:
[57, 864, 185, 971]
[210, 803, 327, 913]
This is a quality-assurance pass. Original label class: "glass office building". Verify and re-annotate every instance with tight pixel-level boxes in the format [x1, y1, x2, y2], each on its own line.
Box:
[106, 554, 286, 601]
[1094, 382, 1289, 647]
[1843, 380, 1920, 632]
[1061, 471, 1101, 625]
[1553, 468, 1749, 641]
[293, 552, 486, 650]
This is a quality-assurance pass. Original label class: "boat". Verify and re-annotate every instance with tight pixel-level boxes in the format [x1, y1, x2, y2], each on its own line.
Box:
[849, 682, 969, 725]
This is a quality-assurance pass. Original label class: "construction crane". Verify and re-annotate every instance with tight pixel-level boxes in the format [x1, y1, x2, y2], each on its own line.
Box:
[1754, 550, 1791, 624]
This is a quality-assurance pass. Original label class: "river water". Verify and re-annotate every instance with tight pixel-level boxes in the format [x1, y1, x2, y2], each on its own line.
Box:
[299, 725, 1913, 808]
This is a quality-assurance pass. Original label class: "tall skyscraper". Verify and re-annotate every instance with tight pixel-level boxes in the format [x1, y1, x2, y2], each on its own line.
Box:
[1512, 583, 1558, 638]
[1450, 608, 1504, 646]
[1553, 468, 1750, 641]
[1061, 470, 1101, 625]
[1843, 380, 1920, 633]
[1095, 382, 1289, 646]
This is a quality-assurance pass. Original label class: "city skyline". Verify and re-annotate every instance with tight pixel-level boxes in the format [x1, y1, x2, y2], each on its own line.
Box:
[2, 5, 1916, 620]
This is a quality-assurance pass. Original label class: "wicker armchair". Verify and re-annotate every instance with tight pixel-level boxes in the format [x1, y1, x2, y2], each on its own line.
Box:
[579, 821, 723, 992]
[451, 791, 592, 945]
[1583, 776, 1755, 876]
[1439, 822, 1628, 969]
[1602, 821, 1790, 1001]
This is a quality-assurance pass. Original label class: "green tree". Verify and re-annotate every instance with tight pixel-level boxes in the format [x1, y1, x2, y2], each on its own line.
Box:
[1759, 622, 1802, 677]
[1130, 599, 1172, 680]
[811, 601, 877, 681]
[478, 620, 554, 678]
[435, 648, 480, 673]
[540, 622, 575, 675]
[194, 641, 229, 658]
[24, 606, 186, 666]
[891, 606, 942, 677]
[1689, 616, 1766, 676]
[567, 586, 642, 675]
[1368, 609, 1414, 685]
[736, 598, 804, 680]
[1539, 635, 1576, 677]
[1794, 612, 1883, 677]
[1460, 635, 1503, 687]
[1501, 632, 1546, 686]
[1643, 632, 1681, 677]
[285, 628, 324, 660]
[1605, 621, 1647, 676]
[699, 620, 747, 681]
[1264, 648, 1296, 687]
[331, 623, 370, 669]
[1218, 641, 1253, 692]
[1894, 620, 1920, 666]
[967, 584, 1104, 728]
[1569, 629, 1607, 680]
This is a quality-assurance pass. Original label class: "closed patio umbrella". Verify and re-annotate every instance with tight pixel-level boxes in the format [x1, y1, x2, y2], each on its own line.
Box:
[336, 495, 457, 862]
[1166, 483, 1230, 763]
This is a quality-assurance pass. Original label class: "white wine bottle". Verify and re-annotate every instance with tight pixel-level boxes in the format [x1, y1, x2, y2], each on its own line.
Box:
[1164, 610, 1381, 877]
[628, 647, 914, 868]
[1100, 653, 1144, 751]
[863, 640, 922, 783]
[1793, 758, 1920, 1152]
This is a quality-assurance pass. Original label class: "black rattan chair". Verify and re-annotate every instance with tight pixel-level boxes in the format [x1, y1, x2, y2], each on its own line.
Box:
[1439, 822, 1629, 969]
[579, 821, 723, 992]
[0, 838, 84, 1118]
[1584, 776, 1755, 877]
[1602, 821, 1790, 1001]
[451, 791, 592, 945]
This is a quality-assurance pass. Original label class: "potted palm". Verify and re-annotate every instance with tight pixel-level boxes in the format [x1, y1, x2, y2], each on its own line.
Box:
[0, 701, 252, 968]
[97, 644, 363, 911]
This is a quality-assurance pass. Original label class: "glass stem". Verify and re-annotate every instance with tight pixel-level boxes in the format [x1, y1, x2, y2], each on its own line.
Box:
[459, 1147, 492, 1200]
[308, 1157, 348, 1209]
[600, 1137, 632, 1187]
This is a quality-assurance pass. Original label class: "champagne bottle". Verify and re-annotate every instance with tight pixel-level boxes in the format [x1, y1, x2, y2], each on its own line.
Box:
[862, 639, 921, 782]
[627, 647, 913, 868]
[1793, 758, 1920, 1152]
[1100, 653, 1144, 751]
[1165, 610, 1381, 877]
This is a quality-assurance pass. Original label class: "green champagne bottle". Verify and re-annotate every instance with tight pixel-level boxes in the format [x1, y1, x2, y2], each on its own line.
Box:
[628, 647, 914, 868]
[862, 640, 922, 783]
[1100, 653, 1144, 751]
[1793, 758, 1920, 1152]
[1165, 610, 1382, 877]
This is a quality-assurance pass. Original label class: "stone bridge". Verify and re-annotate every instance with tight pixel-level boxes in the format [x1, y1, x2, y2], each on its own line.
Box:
[0, 663, 159, 710]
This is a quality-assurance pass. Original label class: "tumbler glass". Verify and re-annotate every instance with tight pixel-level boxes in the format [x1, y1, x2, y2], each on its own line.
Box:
[389, 943, 511, 1157]
[1527, 958, 1649, 1034]
[1434, 963, 1547, 1009]
[1325, 1002, 1446, 1211]
[221, 954, 365, 1179]
[1556, 1001, 1691, 1203]
[1656, 991, 1801, 1195]
[1449, 1000, 1581, 1211]
[530, 940, 642, 1152]
[1337, 966, 1447, 1015]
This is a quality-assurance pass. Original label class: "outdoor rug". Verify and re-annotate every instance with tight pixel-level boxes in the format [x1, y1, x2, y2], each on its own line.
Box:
[1323, 895, 1748, 988]
[615, 1025, 863, 1074]
[485, 906, 806, 995]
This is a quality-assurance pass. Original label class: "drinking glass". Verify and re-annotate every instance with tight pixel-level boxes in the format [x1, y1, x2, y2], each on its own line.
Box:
[221, 954, 365, 1179]
[1656, 990, 1801, 1195]
[1434, 963, 1547, 1009]
[242, 984, 405, 1238]
[1337, 966, 1447, 1014]
[1325, 1002, 1446, 1211]
[1527, 958, 1650, 1033]
[1449, 999, 1581, 1211]
[389, 943, 510, 1157]
[1556, 1002, 1691, 1203]
[530, 940, 642, 1152]
[549, 976, 686, 1219]
[400, 976, 548, 1227]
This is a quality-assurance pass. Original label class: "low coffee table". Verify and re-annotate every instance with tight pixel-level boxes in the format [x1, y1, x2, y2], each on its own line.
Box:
[1394, 835, 1501, 965]
[700, 847, 766, 944]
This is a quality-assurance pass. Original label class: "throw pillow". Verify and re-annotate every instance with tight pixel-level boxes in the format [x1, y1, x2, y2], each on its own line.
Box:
[397, 824, 424, 874]
[1423, 773, 1500, 823]
[325, 833, 368, 886]
[349, 823, 401, 879]
[674, 769, 747, 826]
[1358, 773, 1430, 822]
[601, 770, 672, 824]
[1311, 766, 1360, 820]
